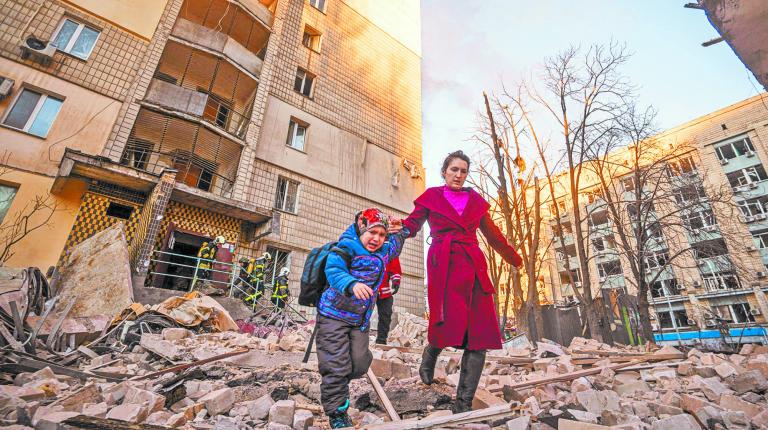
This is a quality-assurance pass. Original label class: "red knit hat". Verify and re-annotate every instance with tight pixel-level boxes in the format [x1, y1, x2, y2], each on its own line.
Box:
[355, 208, 389, 235]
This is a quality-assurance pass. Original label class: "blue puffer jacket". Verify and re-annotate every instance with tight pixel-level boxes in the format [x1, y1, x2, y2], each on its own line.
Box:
[319, 224, 408, 330]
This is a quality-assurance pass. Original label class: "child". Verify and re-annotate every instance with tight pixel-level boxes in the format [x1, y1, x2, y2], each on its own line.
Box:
[317, 208, 407, 428]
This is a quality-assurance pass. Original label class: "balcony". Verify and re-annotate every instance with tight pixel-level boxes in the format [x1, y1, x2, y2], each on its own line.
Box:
[173, 0, 272, 78]
[553, 233, 574, 248]
[556, 255, 580, 273]
[116, 108, 242, 199]
[144, 40, 258, 140]
[686, 225, 722, 244]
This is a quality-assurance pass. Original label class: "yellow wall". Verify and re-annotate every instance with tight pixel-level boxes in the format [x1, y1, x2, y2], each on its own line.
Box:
[342, 0, 421, 56]
[0, 58, 122, 176]
[0, 170, 86, 269]
[63, 0, 166, 40]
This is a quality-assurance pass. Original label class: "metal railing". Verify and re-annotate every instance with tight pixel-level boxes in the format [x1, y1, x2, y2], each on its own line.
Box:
[148, 250, 252, 296]
[119, 143, 236, 199]
[201, 96, 251, 139]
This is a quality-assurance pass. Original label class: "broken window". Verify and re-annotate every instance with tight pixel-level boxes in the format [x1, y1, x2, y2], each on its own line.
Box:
[597, 260, 622, 279]
[658, 309, 690, 329]
[644, 250, 670, 270]
[265, 246, 291, 286]
[715, 136, 755, 162]
[105, 202, 134, 220]
[702, 271, 741, 292]
[294, 68, 315, 97]
[302, 25, 322, 51]
[0, 184, 18, 224]
[726, 164, 768, 188]
[274, 176, 300, 213]
[650, 279, 680, 298]
[738, 196, 768, 218]
[667, 156, 697, 176]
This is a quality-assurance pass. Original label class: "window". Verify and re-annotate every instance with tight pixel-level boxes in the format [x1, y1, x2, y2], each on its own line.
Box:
[589, 211, 609, 227]
[644, 250, 669, 270]
[106, 202, 134, 220]
[3, 88, 63, 137]
[597, 260, 622, 278]
[651, 279, 680, 298]
[120, 140, 152, 170]
[715, 137, 756, 162]
[172, 152, 216, 192]
[726, 165, 768, 188]
[309, 0, 326, 12]
[586, 190, 604, 205]
[621, 176, 635, 192]
[286, 118, 307, 151]
[265, 246, 291, 286]
[658, 309, 690, 329]
[674, 185, 707, 205]
[683, 209, 716, 230]
[51, 18, 100, 60]
[738, 196, 768, 218]
[702, 272, 741, 291]
[667, 156, 697, 176]
[302, 25, 322, 52]
[294, 68, 315, 97]
[753, 230, 768, 249]
[645, 222, 663, 241]
[0, 185, 18, 223]
[592, 238, 605, 252]
[713, 302, 755, 323]
[275, 176, 300, 213]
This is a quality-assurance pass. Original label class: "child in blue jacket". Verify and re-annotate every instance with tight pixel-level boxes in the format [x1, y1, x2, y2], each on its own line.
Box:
[317, 208, 407, 428]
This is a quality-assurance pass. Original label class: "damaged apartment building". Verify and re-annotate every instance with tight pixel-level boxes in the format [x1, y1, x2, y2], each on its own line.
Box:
[538, 95, 768, 345]
[0, 0, 425, 315]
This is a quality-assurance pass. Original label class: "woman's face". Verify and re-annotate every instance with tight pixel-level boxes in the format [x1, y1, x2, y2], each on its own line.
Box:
[443, 158, 469, 190]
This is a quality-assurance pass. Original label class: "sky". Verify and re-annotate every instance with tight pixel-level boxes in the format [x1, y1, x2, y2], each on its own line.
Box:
[420, 0, 766, 188]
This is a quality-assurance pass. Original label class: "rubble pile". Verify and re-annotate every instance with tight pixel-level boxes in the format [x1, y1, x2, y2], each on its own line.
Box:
[386, 312, 428, 347]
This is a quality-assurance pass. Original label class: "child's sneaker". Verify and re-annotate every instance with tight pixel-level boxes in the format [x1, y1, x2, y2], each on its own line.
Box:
[328, 410, 353, 429]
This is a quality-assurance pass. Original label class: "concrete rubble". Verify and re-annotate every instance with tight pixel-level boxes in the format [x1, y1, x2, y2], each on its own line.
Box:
[3, 230, 768, 429]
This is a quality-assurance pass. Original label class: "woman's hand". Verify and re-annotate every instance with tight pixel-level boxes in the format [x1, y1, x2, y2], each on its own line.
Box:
[388, 216, 403, 233]
[351, 282, 374, 300]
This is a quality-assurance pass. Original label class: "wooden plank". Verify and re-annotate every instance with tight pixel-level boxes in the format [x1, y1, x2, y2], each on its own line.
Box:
[367, 368, 400, 421]
[361, 403, 517, 430]
[570, 353, 684, 366]
[76, 345, 100, 359]
[131, 348, 249, 381]
[490, 359, 647, 393]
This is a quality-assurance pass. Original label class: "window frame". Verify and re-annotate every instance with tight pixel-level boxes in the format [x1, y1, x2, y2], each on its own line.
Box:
[1, 87, 64, 138]
[715, 136, 755, 162]
[0, 184, 18, 224]
[308, 0, 326, 12]
[265, 245, 292, 286]
[302, 25, 322, 52]
[294, 68, 315, 98]
[51, 17, 101, 60]
[286, 117, 308, 151]
[274, 176, 300, 214]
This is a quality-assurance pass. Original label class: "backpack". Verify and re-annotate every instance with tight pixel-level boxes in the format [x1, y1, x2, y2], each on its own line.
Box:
[298, 242, 350, 307]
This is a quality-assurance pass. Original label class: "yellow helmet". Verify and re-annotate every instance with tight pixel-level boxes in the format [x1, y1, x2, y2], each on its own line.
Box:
[213, 236, 226, 245]
[262, 252, 272, 260]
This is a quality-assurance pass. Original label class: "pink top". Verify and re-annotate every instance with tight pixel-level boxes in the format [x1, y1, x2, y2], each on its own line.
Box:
[443, 185, 469, 216]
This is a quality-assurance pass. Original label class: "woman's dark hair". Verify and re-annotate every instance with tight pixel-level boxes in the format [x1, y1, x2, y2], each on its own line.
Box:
[441, 150, 471, 176]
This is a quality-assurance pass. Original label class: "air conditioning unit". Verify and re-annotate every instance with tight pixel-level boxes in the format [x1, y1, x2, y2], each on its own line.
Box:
[748, 245, 758, 252]
[697, 260, 706, 266]
[705, 319, 717, 327]
[0, 77, 13, 101]
[735, 185, 749, 193]
[702, 225, 717, 232]
[677, 283, 686, 291]
[18, 36, 55, 66]
[651, 323, 660, 331]
[746, 150, 756, 158]
[692, 228, 701, 235]
[693, 280, 701, 287]
[720, 159, 729, 165]
[744, 215, 755, 223]
[574, 282, 582, 288]
[758, 271, 767, 278]
[599, 276, 607, 282]
[755, 213, 768, 221]
[750, 308, 762, 316]
[687, 318, 697, 326]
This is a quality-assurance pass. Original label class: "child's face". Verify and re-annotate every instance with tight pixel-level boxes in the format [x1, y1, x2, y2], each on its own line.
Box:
[360, 226, 387, 252]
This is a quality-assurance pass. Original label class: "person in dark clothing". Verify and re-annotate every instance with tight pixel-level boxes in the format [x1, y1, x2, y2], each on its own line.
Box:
[271, 267, 290, 309]
[244, 252, 271, 303]
[196, 236, 225, 282]
[316, 208, 407, 428]
[375, 257, 401, 345]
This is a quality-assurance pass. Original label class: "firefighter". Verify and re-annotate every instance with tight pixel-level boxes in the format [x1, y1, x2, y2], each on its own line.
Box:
[244, 252, 272, 303]
[271, 267, 290, 310]
[196, 236, 226, 282]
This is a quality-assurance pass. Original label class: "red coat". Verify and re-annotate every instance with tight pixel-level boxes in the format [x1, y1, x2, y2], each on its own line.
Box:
[403, 187, 522, 351]
[378, 257, 401, 299]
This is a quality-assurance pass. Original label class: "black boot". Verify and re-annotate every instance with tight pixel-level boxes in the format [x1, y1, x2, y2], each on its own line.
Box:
[452, 350, 486, 413]
[418, 344, 443, 384]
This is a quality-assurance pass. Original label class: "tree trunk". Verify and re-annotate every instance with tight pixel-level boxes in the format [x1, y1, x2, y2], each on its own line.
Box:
[636, 281, 655, 344]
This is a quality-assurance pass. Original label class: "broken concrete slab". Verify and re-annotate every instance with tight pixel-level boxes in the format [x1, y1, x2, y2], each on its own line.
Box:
[199, 388, 234, 416]
[269, 400, 295, 426]
[55, 223, 133, 319]
[650, 414, 702, 430]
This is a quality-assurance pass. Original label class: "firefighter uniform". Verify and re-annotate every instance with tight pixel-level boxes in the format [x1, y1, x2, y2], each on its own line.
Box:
[244, 254, 271, 303]
[196, 241, 218, 280]
[271, 270, 290, 309]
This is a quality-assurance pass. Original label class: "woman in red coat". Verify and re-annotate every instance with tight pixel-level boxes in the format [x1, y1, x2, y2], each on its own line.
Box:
[402, 150, 522, 413]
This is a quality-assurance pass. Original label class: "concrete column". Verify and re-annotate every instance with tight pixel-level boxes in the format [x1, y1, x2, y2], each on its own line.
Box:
[131, 170, 176, 284]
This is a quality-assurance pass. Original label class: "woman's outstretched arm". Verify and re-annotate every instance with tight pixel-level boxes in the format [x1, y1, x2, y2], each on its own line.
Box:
[479, 214, 523, 267]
